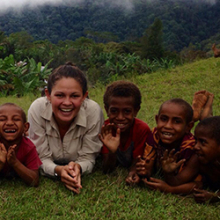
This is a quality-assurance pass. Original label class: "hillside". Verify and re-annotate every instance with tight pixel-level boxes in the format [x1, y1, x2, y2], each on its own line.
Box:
[0, 0, 220, 51]
[0, 57, 220, 219]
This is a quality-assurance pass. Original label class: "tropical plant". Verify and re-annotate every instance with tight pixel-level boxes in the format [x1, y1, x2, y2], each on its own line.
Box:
[0, 55, 52, 96]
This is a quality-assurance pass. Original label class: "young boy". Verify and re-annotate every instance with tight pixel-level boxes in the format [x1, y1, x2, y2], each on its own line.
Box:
[0, 103, 42, 186]
[193, 117, 220, 203]
[99, 81, 151, 184]
[137, 98, 201, 194]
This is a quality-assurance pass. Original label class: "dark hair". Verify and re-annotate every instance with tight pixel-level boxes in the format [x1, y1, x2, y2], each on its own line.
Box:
[196, 116, 220, 145]
[158, 98, 193, 124]
[0, 103, 26, 123]
[47, 62, 88, 95]
[103, 80, 142, 110]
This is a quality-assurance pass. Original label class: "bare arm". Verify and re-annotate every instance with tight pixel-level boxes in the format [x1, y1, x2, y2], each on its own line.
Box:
[143, 177, 201, 195]
[100, 123, 120, 173]
[163, 154, 200, 186]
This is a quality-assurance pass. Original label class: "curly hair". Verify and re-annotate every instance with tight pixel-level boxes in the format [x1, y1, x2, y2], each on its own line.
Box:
[0, 103, 26, 123]
[158, 98, 193, 124]
[47, 62, 88, 95]
[196, 116, 220, 145]
[103, 80, 141, 110]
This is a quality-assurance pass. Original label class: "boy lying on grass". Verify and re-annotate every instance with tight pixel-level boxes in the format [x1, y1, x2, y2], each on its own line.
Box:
[99, 81, 151, 184]
[193, 116, 220, 203]
[0, 103, 41, 186]
[136, 98, 201, 194]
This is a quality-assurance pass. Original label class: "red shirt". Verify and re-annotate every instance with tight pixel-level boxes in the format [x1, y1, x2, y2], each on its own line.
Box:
[1, 137, 42, 177]
[101, 118, 151, 159]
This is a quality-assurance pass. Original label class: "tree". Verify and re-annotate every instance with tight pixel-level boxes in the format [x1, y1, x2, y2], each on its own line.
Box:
[140, 18, 164, 60]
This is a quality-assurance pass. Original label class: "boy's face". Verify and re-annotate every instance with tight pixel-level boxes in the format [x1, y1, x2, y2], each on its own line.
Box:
[194, 126, 220, 164]
[0, 105, 29, 145]
[156, 102, 192, 145]
[105, 96, 139, 133]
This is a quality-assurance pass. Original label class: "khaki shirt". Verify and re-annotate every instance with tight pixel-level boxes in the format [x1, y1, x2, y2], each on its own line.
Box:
[28, 97, 104, 177]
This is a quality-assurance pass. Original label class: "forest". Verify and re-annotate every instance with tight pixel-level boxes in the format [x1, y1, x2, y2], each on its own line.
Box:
[0, 0, 219, 97]
[0, 0, 220, 52]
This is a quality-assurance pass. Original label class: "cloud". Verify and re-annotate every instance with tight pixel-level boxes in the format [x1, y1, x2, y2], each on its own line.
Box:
[0, 0, 216, 14]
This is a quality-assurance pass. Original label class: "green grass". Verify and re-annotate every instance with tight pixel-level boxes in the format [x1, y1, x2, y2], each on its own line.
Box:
[1, 57, 220, 219]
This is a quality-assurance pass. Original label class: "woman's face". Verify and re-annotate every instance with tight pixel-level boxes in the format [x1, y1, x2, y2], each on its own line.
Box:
[46, 77, 88, 127]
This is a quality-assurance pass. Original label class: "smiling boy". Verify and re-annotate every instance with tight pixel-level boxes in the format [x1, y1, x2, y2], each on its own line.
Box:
[0, 103, 41, 186]
[193, 116, 220, 203]
[137, 98, 200, 194]
[99, 81, 151, 184]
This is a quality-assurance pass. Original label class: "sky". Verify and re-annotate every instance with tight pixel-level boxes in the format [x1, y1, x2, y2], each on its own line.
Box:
[0, 0, 217, 13]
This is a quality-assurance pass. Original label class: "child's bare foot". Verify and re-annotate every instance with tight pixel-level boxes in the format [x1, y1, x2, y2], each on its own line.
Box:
[192, 90, 209, 122]
[200, 92, 214, 120]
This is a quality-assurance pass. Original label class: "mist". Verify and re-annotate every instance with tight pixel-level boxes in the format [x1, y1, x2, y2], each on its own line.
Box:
[0, 0, 217, 13]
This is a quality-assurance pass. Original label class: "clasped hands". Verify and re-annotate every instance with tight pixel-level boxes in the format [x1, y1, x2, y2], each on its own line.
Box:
[60, 161, 82, 194]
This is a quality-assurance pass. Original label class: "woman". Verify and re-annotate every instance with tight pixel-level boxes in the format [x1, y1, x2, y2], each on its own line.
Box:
[28, 62, 104, 193]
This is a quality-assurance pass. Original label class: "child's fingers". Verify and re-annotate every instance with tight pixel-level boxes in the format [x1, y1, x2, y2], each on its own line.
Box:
[8, 144, 17, 151]
[175, 159, 186, 168]
[193, 188, 204, 194]
[142, 178, 157, 189]
[0, 143, 7, 152]
[173, 151, 180, 161]
[169, 149, 176, 158]
[115, 128, 120, 139]
[149, 177, 162, 183]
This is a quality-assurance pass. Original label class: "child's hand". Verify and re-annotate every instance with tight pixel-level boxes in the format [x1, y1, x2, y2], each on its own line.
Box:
[7, 144, 18, 166]
[99, 123, 120, 153]
[142, 177, 170, 193]
[193, 188, 216, 203]
[161, 149, 185, 174]
[126, 170, 140, 185]
[0, 143, 7, 166]
[136, 155, 150, 177]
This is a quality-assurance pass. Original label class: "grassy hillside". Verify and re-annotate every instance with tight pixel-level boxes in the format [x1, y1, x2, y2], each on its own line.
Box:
[0, 57, 220, 219]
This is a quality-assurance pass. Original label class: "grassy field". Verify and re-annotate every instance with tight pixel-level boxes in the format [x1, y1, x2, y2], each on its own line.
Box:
[0, 57, 220, 219]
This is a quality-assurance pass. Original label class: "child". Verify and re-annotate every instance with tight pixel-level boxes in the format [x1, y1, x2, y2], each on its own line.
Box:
[137, 98, 201, 194]
[0, 103, 42, 186]
[99, 81, 151, 184]
[193, 118, 220, 203]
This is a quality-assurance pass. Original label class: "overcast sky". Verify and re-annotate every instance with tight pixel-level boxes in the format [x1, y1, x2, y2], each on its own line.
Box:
[0, 0, 217, 13]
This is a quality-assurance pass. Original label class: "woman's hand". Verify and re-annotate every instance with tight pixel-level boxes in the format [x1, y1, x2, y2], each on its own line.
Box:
[161, 149, 185, 174]
[60, 162, 82, 194]
[99, 123, 120, 153]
